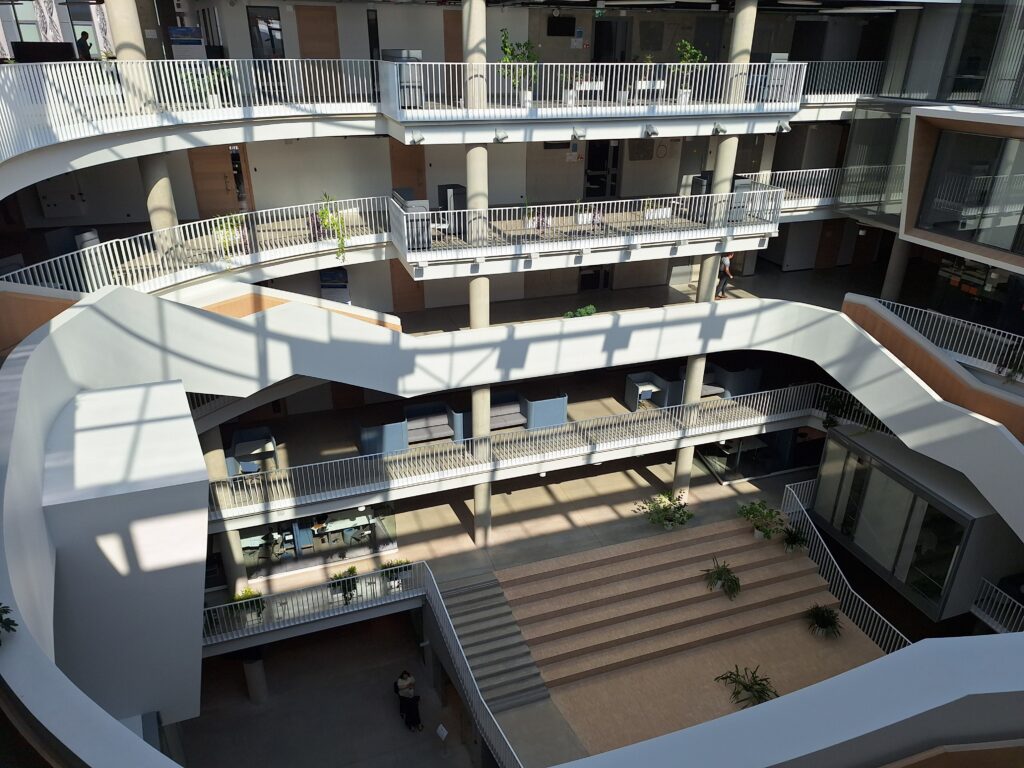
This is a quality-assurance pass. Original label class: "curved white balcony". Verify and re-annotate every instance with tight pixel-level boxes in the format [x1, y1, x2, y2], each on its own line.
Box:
[379, 61, 806, 122]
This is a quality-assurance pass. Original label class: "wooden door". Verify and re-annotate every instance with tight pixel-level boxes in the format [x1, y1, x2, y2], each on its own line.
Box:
[388, 138, 427, 199]
[189, 146, 249, 219]
[815, 219, 847, 269]
[295, 5, 340, 59]
[443, 10, 462, 62]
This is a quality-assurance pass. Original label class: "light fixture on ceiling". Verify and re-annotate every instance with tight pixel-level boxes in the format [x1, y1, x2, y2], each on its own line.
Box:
[409, 130, 424, 144]
[776, 120, 791, 133]
[572, 126, 586, 139]
[712, 122, 727, 135]
[644, 123, 659, 137]
[494, 129, 509, 143]
[551, 6, 559, 14]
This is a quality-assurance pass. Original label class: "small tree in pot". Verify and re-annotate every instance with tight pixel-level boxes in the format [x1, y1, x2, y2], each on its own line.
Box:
[634, 491, 693, 531]
[703, 555, 741, 600]
[499, 28, 538, 107]
[737, 499, 785, 540]
[672, 39, 707, 104]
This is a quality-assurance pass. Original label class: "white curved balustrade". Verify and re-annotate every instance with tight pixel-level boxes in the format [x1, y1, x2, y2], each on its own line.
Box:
[208, 383, 880, 520]
[391, 187, 784, 263]
[0, 196, 389, 294]
[379, 61, 807, 121]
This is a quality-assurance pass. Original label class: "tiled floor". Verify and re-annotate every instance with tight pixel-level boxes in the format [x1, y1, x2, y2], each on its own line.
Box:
[181, 614, 473, 768]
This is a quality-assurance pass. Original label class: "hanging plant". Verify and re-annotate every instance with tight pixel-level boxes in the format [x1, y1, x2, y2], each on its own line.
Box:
[0, 603, 18, 645]
[317, 193, 348, 262]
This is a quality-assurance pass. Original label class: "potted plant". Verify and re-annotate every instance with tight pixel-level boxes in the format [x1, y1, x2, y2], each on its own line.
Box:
[636, 54, 666, 101]
[643, 198, 675, 221]
[737, 499, 784, 540]
[563, 304, 598, 319]
[714, 665, 779, 708]
[183, 66, 228, 108]
[806, 604, 843, 638]
[499, 28, 538, 108]
[818, 391, 845, 430]
[329, 566, 359, 605]
[231, 587, 265, 625]
[380, 559, 412, 593]
[703, 555, 741, 600]
[315, 193, 348, 261]
[672, 39, 707, 105]
[633, 491, 693, 530]
[782, 526, 809, 554]
[214, 214, 248, 251]
[0, 602, 17, 645]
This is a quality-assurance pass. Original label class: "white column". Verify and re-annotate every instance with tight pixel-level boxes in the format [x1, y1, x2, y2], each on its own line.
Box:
[469, 276, 492, 546]
[674, 0, 758, 497]
[218, 530, 249, 596]
[104, 0, 147, 61]
[881, 238, 910, 301]
[466, 144, 489, 246]
[139, 154, 179, 233]
[462, 0, 487, 109]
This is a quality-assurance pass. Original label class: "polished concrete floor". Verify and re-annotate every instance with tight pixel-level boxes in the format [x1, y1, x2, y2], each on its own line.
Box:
[181, 614, 473, 768]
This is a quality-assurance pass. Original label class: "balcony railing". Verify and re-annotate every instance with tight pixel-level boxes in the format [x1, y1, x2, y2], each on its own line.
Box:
[930, 172, 1024, 219]
[801, 60, 885, 104]
[877, 300, 1024, 382]
[203, 561, 524, 768]
[0, 58, 379, 165]
[379, 61, 806, 121]
[0, 196, 389, 294]
[972, 578, 1024, 633]
[390, 187, 784, 263]
[838, 164, 905, 207]
[782, 480, 912, 654]
[740, 168, 844, 210]
[208, 383, 881, 520]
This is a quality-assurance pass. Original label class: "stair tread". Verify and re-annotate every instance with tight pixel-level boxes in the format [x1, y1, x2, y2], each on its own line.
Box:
[444, 585, 506, 610]
[451, 602, 515, 624]
[453, 607, 517, 633]
[520, 559, 819, 642]
[514, 546, 800, 622]
[489, 687, 550, 713]
[468, 642, 533, 666]
[503, 531, 767, 604]
[481, 673, 547, 701]
[540, 591, 839, 685]
[529, 573, 830, 663]
[479, 665, 543, 691]
[473, 650, 538, 679]
[497, 518, 750, 587]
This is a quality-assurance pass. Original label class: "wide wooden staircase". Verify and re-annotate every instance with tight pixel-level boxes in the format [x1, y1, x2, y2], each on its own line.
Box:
[496, 518, 837, 687]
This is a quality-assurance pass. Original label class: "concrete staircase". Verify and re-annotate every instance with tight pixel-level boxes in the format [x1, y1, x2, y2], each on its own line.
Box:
[441, 576, 550, 713]
[497, 518, 837, 687]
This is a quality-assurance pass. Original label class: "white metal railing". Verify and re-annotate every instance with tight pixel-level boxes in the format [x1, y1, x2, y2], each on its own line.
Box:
[379, 61, 806, 120]
[801, 61, 884, 103]
[392, 189, 784, 262]
[740, 168, 844, 210]
[838, 164, 905, 207]
[0, 196, 389, 294]
[208, 383, 880, 520]
[878, 300, 1024, 382]
[202, 561, 523, 768]
[972, 578, 1024, 633]
[0, 58, 379, 165]
[782, 480, 912, 654]
[930, 172, 1024, 218]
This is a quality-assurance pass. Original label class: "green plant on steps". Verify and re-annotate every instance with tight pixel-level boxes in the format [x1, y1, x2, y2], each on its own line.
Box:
[782, 525, 809, 553]
[702, 555, 741, 600]
[316, 192, 348, 262]
[737, 499, 785, 539]
[563, 304, 597, 319]
[633, 491, 693, 530]
[0, 603, 18, 645]
[499, 28, 538, 92]
[329, 566, 359, 604]
[806, 604, 843, 638]
[714, 665, 779, 708]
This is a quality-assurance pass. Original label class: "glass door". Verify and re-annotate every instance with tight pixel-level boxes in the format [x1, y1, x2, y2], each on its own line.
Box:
[247, 6, 285, 59]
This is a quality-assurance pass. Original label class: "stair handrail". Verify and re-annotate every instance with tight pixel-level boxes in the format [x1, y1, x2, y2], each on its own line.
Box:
[782, 480, 912, 654]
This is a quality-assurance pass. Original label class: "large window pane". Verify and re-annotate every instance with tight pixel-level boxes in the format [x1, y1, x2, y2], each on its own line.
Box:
[836, 453, 871, 535]
[917, 130, 1024, 257]
[895, 500, 965, 604]
[814, 439, 847, 522]
[852, 468, 914, 571]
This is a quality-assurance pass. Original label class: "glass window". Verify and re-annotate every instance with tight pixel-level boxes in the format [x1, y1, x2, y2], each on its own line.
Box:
[13, 2, 41, 43]
[917, 130, 1024, 257]
[835, 453, 870, 535]
[814, 439, 847, 522]
[247, 6, 285, 59]
[894, 500, 965, 604]
[852, 467, 915, 571]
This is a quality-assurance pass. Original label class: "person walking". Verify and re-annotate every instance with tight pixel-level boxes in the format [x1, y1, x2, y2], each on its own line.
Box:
[76, 31, 92, 61]
[716, 252, 734, 299]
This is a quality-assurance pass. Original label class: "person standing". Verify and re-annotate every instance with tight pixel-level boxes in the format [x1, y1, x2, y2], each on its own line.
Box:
[395, 670, 422, 731]
[76, 31, 92, 61]
[716, 252, 734, 299]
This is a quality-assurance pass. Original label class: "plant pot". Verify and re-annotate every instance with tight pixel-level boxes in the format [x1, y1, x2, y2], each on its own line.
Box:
[563, 89, 577, 107]
[754, 529, 766, 540]
[521, 89, 533, 108]
[617, 89, 630, 105]
[663, 522, 676, 531]
[644, 207, 673, 221]
[677, 88, 691, 105]
[576, 212, 594, 226]
[206, 93, 222, 109]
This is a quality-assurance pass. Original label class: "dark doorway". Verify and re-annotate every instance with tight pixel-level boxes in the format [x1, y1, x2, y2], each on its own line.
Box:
[579, 265, 613, 291]
[247, 6, 285, 59]
[790, 20, 826, 61]
[366, 9, 380, 60]
[593, 18, 629, 63]
[584, 140, 621, 200]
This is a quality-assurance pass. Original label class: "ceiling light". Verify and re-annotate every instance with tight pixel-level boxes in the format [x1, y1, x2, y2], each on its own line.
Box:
[779, 0, 821, 5]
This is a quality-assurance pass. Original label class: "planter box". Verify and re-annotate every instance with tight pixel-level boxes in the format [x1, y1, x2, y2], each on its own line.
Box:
[563, 89, 577, 107]
[576, 212, 594, 226]
[644, 207, 674, 221]
[677, 88, 692, 105]
[520, 89, 533, 108]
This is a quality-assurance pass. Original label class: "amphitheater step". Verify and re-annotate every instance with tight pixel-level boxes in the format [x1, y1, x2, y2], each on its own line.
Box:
[539, 590, 839, 687]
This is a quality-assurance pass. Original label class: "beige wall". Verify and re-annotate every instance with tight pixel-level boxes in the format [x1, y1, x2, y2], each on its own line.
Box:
[613, 260, 670, 290]
[525, 269, 578, 299]
[0, 290, 75, 355]
[526, 142, 586, 203]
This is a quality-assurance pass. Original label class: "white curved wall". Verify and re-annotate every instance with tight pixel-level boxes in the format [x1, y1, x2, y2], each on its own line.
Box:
[1, 289, 1022, 767]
